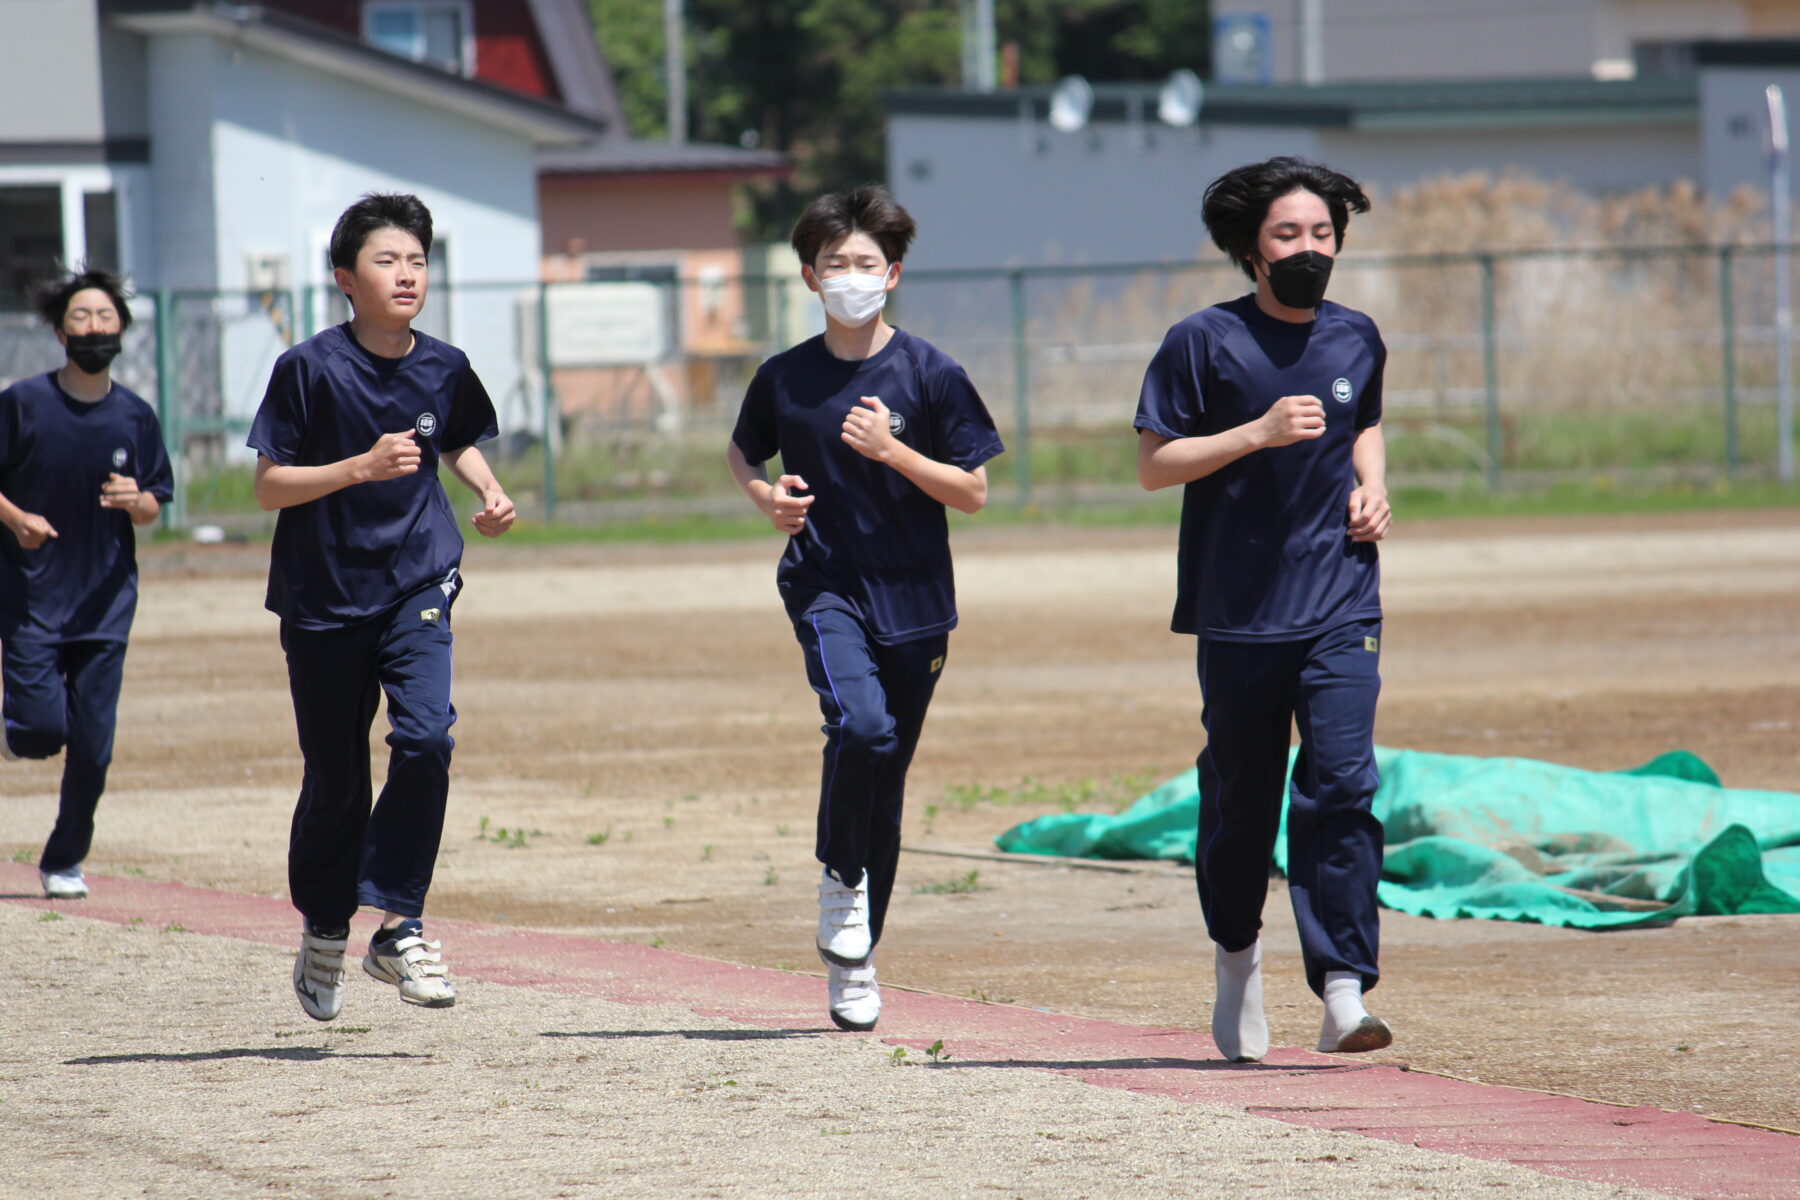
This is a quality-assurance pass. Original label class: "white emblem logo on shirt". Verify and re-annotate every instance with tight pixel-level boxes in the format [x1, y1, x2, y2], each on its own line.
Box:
[888, 410, 906, 436]
[1332, 378, 1354, 403]
[111, 447, 128, 469]
[416, 412, 438, 436]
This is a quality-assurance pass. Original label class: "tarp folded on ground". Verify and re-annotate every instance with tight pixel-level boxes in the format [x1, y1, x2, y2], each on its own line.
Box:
[993, 747, 1800, 929]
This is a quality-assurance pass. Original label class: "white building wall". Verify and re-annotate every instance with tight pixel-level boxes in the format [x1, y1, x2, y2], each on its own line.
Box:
[97, 24, 151, 141]
[0, 0, 105, 141]
[145, 35, 543, 441]
[142, 32, 219, 290]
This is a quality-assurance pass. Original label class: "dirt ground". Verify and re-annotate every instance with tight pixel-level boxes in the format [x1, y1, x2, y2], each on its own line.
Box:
[3, 509, 1796, 1135]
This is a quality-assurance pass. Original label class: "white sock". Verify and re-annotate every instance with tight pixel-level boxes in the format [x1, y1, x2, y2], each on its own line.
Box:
[1212, 941, 1269, 1062]
[1322, 970, 1369, 1036]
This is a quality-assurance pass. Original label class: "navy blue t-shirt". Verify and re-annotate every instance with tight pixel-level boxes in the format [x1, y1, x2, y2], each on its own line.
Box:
[247, 324, 497, 630]
[731, 329, 1003, 645]
[0, 373, 174, 643]
[1134, 295, 1385, 642]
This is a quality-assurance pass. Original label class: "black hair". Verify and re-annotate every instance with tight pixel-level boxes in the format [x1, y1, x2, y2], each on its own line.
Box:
[33, 266, 133, 332]
[1201, 157, 1371, 280]
[790, 185, 917, 267]
[328, 192, 434, 271]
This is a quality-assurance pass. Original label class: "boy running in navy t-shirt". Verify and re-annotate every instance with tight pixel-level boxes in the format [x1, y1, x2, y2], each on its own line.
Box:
[727, 186, 1003, 1031]
[249, 193, 514, 1021]
[0, 268, 173, 900]
[1135, 158, 1394, 1061]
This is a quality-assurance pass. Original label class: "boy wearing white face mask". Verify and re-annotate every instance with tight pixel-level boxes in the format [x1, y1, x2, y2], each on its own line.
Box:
[726, 186, 1004, 1032]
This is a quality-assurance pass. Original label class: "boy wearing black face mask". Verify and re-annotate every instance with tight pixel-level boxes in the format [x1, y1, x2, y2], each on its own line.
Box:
[0, 268, 173, 900]
[1134, 157, 1393, 1062]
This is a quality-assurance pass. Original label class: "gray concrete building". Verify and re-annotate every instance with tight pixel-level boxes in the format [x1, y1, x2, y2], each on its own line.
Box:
[887, 45, 1800, 272]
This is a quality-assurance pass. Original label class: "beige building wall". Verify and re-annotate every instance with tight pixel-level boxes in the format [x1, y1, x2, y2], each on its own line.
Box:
[537, 174, 763, 427]
[1745, 0, 1800, 34]
[1211, 0, 1800, 84]
[539, 173, 739, 256]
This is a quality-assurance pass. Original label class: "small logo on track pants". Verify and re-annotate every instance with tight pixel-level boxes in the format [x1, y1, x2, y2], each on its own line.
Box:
[929, 655, 945, 673]
[420, 608, 441, 622]
[1364, 636, 1379, 652]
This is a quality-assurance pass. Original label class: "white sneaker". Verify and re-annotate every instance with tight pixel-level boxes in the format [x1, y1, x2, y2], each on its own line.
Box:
[1318, 1012, 1393, 1053]
[1212, 941, 1269, 1063]
[293, 924, 348, 1022]
[817, 867, 872, 966]
[828, 960, 880, 1031]
[363, 920, 457, 1008]
[39, 868, 88, 900]
[1317, 969, 1392, 1053]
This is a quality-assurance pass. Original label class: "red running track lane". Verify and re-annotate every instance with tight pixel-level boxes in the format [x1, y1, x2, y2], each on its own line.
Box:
[5, 863, 1795, 1200]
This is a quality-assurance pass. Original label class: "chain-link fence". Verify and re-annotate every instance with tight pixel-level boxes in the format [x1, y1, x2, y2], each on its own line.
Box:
[0, 245, 1791, 529]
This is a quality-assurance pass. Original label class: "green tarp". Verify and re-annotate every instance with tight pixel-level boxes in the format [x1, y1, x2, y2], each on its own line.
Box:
[993, 747, 1800, 929]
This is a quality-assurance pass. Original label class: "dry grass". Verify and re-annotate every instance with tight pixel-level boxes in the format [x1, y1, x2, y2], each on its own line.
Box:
[992, 173, 1790, 478]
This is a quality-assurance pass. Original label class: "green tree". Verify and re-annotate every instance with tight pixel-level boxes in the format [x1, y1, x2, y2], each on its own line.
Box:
[586, 1, 1210, 238]
[587, 0, 669, 138]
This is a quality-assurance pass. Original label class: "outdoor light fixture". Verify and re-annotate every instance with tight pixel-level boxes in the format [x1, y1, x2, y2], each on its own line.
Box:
[1158, 69, 1204, 126]
[1048, 75, 1094, 132]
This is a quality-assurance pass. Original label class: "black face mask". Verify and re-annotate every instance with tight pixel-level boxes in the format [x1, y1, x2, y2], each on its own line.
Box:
[65, 331, 123, 375]
[1264, 250, 1334, 311]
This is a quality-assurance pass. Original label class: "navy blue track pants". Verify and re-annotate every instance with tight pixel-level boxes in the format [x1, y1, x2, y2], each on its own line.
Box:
[796, 607, 946, 949]
[3, 637, 128, 873]
[281, 582, 458, 928]
[1196, 618, 1383, 997]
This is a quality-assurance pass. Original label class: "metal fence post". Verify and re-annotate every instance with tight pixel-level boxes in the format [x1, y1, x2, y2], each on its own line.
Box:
[1719, 245, 1738, 476]
[1008, 267, 1031, 507]
[772, 273, 788, 350]
[537, 281, 557, 522]
[153, 288, 184, 530]
[1478, 253, 1501, 491]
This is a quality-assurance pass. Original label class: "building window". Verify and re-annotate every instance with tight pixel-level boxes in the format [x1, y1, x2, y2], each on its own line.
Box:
[1632, 40, 1696, 77]
[0, 186, 64, 313]
[83, 191, 119, 273]
[364, 2, 474, 75]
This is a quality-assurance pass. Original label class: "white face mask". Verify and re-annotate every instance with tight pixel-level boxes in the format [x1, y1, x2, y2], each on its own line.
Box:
[816, 268, 892, 327]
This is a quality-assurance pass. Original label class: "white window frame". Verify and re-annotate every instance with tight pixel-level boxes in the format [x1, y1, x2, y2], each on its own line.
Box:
[362, 0, 477, 77]
[0, 166, 128, 279]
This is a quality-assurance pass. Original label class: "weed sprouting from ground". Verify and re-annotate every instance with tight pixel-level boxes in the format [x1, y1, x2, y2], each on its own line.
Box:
[941, 772, 1158, 815]
[913, 870, 992, 895]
